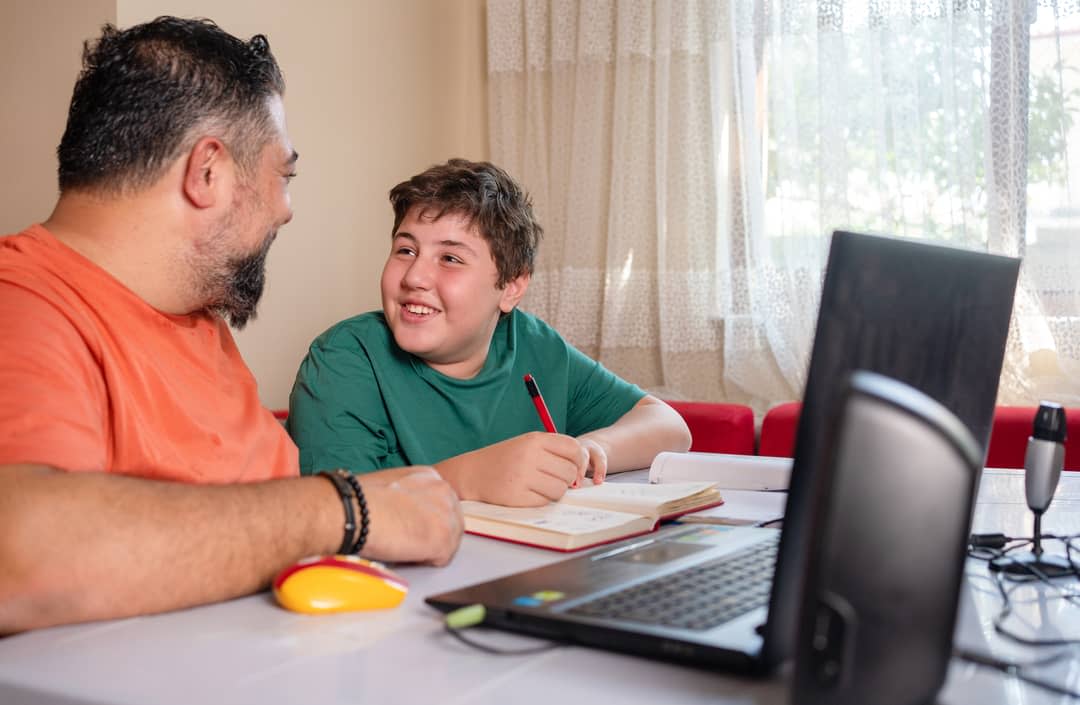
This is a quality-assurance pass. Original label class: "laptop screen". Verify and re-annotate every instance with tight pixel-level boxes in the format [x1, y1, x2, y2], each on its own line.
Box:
[760, 230, 1020, 666]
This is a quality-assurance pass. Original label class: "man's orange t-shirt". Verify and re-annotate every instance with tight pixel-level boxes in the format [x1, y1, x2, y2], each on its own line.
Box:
[0, 225, 298, 482]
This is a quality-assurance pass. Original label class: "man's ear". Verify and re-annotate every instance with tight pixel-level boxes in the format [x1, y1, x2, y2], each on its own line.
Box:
[182, 136, 230, 209]
[499, 272, 531, 313]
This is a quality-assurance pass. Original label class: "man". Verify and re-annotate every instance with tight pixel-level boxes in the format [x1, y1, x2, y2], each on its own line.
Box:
[0, 17, 462, 635]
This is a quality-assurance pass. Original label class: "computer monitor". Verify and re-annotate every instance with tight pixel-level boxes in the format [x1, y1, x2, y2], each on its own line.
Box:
[761, 230, 1021, 664]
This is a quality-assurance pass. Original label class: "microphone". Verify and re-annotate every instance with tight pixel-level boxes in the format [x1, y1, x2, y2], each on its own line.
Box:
[1024, 402, 1066, 518]
[993, 402, 1071, 578]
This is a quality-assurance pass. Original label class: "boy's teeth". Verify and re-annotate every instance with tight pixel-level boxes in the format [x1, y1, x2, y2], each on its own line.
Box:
[405, 304, 435, 315]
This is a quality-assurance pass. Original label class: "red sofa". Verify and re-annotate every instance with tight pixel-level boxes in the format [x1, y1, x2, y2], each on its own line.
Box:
[274, 400, 1079, 469]
[758, 402, 1080, 470]
[664, 401, 755, 455]
[758, 402, 801, 458]
[987, 406, 1080, 470]
[272, 403, 758, 457]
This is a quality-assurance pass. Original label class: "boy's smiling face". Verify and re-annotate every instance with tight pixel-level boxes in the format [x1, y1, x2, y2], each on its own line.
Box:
[381, 205, 528, 379]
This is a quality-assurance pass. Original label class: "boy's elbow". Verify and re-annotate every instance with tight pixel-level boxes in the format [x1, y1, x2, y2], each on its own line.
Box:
[672, 420, 693, 453]
[659, 400, 693, 452]
[640, 397, 692, 453]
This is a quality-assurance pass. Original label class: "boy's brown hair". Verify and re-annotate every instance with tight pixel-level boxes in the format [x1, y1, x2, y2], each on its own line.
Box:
[389, 159, 542, 287]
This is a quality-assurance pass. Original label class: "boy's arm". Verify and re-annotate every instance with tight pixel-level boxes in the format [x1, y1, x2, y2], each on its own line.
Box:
[433, 397, 690, 505]
[287, 333, 394, 474]
[0, 463, 462, 635]
[577, 395, 692, 481]
[432, 329, 691, 505]
[556, 337, 688, 481]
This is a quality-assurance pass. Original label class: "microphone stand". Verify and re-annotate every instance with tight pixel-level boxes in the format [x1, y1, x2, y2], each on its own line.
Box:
[997, 403, 1072, 579]
[996, 510, 1073, 578]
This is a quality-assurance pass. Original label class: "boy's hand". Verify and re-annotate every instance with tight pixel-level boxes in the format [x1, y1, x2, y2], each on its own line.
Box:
[358, 467, 463, 566]
[436, 432, 589, 507]
[578, 438, 609, 484]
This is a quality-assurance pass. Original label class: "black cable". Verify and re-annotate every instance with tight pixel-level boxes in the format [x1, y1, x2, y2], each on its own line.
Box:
[966, 532, 1080, 647]
[992, 577, 1080, 647]
[953, 647, 1080, 699]
[969, 532, 1010, 549]
[956, 533, 1080, 697]
[442, 604, 563, 656]
[443, 623, 563, 656]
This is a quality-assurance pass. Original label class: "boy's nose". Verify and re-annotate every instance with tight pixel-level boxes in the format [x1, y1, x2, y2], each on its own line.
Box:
[402, 258, 433, 289]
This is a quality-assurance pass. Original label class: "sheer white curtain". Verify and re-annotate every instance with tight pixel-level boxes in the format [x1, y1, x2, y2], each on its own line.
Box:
[487, 0, 1080, 408]
[724, 0, 1080, 407]
[488, 0, 729, 400]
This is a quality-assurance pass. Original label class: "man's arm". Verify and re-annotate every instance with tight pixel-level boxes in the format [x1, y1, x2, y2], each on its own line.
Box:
[0, 464, 462, 635]
[577, 395, 692, 480]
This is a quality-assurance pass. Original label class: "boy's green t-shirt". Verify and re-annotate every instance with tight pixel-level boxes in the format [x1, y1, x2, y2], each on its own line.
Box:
[287, 309, 645, 474]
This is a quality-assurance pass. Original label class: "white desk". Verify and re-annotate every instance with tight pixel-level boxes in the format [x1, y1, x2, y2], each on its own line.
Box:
[1, 470, 1078, 705]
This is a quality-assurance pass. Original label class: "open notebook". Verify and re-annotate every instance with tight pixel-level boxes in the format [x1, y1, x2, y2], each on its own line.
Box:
[461, 481, 722, 551]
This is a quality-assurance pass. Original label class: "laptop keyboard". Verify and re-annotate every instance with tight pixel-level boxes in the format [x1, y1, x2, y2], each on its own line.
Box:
[567, 534, 779, 631]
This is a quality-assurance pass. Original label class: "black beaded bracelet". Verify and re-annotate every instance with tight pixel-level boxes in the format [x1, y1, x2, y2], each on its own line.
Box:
[318, 470, 357, 555]
[338, 471, 370, 554]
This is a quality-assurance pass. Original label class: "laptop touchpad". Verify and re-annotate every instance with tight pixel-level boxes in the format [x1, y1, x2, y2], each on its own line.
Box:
[611, 541, 709, 565]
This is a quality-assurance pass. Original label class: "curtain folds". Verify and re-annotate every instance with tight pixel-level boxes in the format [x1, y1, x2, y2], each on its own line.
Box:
[487, 0, 1080, 409]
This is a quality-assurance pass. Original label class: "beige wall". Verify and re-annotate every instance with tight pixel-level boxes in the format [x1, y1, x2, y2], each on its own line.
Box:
[0, 0, 116, 234]
[2, 0, 488, 409]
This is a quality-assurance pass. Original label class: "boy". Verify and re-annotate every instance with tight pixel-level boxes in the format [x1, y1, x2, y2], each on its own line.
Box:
[287, 159, 691, 507]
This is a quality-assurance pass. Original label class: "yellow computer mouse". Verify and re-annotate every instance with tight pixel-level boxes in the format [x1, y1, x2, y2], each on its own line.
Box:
[272, 554, 408, 614]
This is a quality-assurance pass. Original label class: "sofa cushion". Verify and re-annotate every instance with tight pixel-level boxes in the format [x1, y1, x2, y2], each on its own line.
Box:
[664, 401, 755, 455]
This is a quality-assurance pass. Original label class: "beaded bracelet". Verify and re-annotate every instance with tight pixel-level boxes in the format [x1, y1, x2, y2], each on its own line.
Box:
[318, 470, 357, 555]
[338, 471, 370, 554]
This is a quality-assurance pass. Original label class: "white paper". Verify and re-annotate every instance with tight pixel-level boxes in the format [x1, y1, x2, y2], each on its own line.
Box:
[678, 489, 788, 526]
[648, 451, 792, 490]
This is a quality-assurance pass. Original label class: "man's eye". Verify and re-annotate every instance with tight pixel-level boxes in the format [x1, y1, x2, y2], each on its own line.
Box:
[443, 255, 463, 264]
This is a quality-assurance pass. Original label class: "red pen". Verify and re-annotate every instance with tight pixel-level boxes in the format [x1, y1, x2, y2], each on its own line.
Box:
[523, 373, 557, 433]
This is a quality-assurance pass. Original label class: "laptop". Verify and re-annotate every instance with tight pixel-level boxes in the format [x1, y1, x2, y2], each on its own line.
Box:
[426, 231, 1021, 673]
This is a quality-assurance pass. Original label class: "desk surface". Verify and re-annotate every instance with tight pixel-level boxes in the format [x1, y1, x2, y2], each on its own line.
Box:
[2, 470, 1079, 705]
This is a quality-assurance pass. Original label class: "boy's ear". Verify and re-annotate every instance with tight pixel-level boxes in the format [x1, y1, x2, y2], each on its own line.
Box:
[498, 273, 531, 313]
[182, 136, 232, 209]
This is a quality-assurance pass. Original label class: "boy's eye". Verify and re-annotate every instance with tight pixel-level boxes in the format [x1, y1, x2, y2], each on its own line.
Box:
[442, 254, 464, 264]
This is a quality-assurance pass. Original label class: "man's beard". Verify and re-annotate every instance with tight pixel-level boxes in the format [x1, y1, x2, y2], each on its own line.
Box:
[196, 226, 275, 331]
[216, 234, 273, 329]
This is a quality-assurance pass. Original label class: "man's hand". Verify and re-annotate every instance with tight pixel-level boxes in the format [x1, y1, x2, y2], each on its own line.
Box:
[358, 467, 463, 566]
[436, 432, 590, 507]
